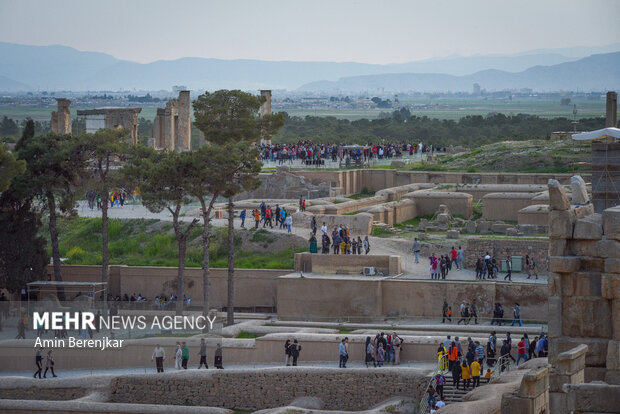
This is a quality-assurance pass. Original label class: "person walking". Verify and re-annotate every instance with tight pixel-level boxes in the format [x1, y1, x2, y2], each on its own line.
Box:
[437, 343, 448, 370]
[309, 233, 318, 253]
[457, 246, 464, 271]
[392, 332, 402, 365]
[214, 343, 224, 369]
[198, 338, 208, 369]
[447, 341, 459, 372]
[43, 350, 57, 378]
[504, 256, 512, 281]
[377, 342, 385, 367]
[363, 236, 370, 255]
[511, 303, 522, 326]
[442, 299, 449, 323]
[33, 347, 43, 379]
[339, 338, 349, 368]
[253, 209, 260, 229]
[529, 336, 538, 360]
[475, 341, 485, 368]
[451, 357, 462, 390]
[471, 300, 478, 325]
[529, 259, 539, 280]
[152, 344, 165, 373]
[289, 339, 302, 366]
[516, 336, 527, 366]
[365, 336, 376, 368]
[524, 254, 531, 278]
[181, 342, 189, 369]
[450, 246, 458, 269]
[16, 317, 26, 339]
[461, 359, 471, 390]
[285, 214, 292, 233]
[412, 238, 421, 264]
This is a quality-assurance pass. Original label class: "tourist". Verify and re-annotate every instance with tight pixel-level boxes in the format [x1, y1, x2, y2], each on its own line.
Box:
[455, 336, 463, 356]
[457, 303, 470, 325]
[376, 342, 385, 367]
[260, 201, 266, 223]
[321, 222, 327, 235]
[289, 339, 302, 366]
[504, 255, 512, 281]
[198, 338, 208, 369]
[351, 237, 358, 255]
[310, 216, 317, 235]
[152, 344, 165, 373]
[332, 229, 341, 254]
[429, 253, 437, 279]
[486, 340, 496, 367]
[239, 209, 246, 228]
[511, 303, 522, 326]
[213, 344, 224, 369]
[309, 233, 318, 253]
[450, 246, 458, 269]
[442, 299, 449, 323]
[461, 359, 471, 390]
[437, 343, 448, 370]
[440, 255, 447, 279]
[385, 334, 393, 364]
[491, 256, 499, 278]
[264, 206, 273, 228]
[285, 214, 292, 233]
[434, 370, 446, 399]
[448, 341, 459, 371]
[339, 337, 349, 368]
[321, 233, 330, 254]
[275, 205, 281, 227]
[181, 342, 190, 369]
[412, 238, 421, 263]
[524, 254, 531, 278]
[253, 209, 260, 229]
[516, 336, 527, 366]
[471, 359, 481, 388]
[475, 258, 483, 279]
[529, 336, 538, 359]
[500, 340, 513, 372]
[357, 236, 363, 254]
[392, 332, 402, 365]
[475, 341, 485, 367]
[529, 258, 539, 280]
[471, 300, 478, 324]
[457, 246, 464, 270]
[447, 306, 452, 323]
[43, 349, 57, 378]
[279, 208, 286, 229]
[33, 347, 43, 379]
[365, 336, 376, 368]
[536, 334, 547, 357]
[363, 236, 370, 254]
[284, 339, 292, 366]
[451, 356, 462, 389]
[443, 335, 452, 351]
[485, 368, 494, 383]
[175, 342, 182, 370]
[427, 387, 436, 409]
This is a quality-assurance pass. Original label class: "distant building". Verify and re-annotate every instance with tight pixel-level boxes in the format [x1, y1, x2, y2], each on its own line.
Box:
[150, 90, 192, 151]
[77, 108, 142, 145]
[51, 98, 72, 134]
[473, 83, 481, 95]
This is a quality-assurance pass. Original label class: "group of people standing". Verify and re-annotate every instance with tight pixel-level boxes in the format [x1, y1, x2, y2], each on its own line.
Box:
[314, 223, 369, 255]
[33, 348, 56, 378]
[151, 340, 224, 373]
[363, 332, 404, 368]
[241, 202, 293, 233]
[85, 189, 128, 210]
[428, 246, 463, 279]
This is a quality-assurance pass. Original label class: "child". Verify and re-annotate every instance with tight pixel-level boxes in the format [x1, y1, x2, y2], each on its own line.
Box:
[485, 368, 494, 383]
[447, 306, 453, 323]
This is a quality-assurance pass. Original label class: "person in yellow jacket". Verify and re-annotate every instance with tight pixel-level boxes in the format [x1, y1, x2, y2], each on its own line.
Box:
[461, 359, 471, 390]
[471, 359, 481, 388]
[437, 343, 448, 370]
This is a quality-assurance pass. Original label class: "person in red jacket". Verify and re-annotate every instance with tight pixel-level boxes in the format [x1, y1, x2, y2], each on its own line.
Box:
[516, 336, 527, 366]
[450, 246, 459, 269]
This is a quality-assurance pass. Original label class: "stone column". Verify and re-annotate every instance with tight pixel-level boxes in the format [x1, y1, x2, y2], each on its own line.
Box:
[606, 91, 617, 128]
[549, 344, 587, 412]
[177, 90, 191, 151]
[501, 365, 550, 414]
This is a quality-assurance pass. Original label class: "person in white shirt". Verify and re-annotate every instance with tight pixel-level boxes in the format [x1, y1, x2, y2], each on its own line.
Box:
[436, 399, 446, 408]
[321, 223, 327, 236]
[152, 344, 166, 373]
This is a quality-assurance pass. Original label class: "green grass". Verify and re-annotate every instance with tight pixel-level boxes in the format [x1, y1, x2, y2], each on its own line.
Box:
[392, 215, 433, 229]
[338, 328, 353, 334]
[235, 331, 263, 339]
[346, 187, 376, 200]
[371, 226, 394, 237]
[44, 217, 303, 269]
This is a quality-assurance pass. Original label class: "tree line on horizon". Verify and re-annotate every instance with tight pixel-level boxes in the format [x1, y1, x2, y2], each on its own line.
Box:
[0, 90, 283, 327]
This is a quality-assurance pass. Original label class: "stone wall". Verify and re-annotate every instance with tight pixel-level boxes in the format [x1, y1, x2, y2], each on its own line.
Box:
[109, 368, 427, 410]
[482, 192, 536, 222]
[293, 252, 401, 275]
[292, 211, 373, 235]
[546, 176, 620, 386]
[238, 168, 331, 200]
[277, 276, 548, 321]
[403, 190, 473, 217]
[48, 265, 289, 309]
[464, 238, 549, 273]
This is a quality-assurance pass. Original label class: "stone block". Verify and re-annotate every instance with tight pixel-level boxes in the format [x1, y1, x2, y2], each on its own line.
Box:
[614, 299, 620, 341]
[549, 209, 576, 239]
[563, 296, 612, 339]
[549, 256, 580, 273]
[465, 220, 477, 234]
[549, 238, 568, 256]
[600, 238, 620, 259]
[549, 391, 568, 413]
[491, 223, 511, 234]
[570, 239, 620, 258]
[561, 272, 602, 297]
[548, 296, 562, 338]
[564, 382, 620, 412]
[573, 213, 603, 240]
[506, 227, 521, 237]
[606, 258, 620, 274]
[602, 274, 620, 300]
[518, 366, 550, 398]
[550, 371, 584, 392]
[518, 224, 537, 236]
[552, 337, 609, 367]
[478, 221, 490, 234]
[574, 203, 595, 218]
[603, 206, 620, 241]
[571, 175, 590, 205]
[548, 273, 562, 297]
[446, 230, 460, 239]
[548, 179, 570, 211]
[585, 366, 607, 382]
[500, 392, 536, 413]
[605, 370, 620, 385]
[607, 340, 620, 371]
[580, 256, 605, 272]
[555, 344, 588, 375]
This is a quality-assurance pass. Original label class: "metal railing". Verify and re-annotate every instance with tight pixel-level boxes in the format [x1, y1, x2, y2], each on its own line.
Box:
[490, 353, 513, 382]
[417, 353, 449, 413]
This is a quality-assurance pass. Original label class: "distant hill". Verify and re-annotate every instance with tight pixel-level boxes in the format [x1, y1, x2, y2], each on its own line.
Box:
[299, 52, 620, 92]
[0, 75, 30, 92]
[0, 41, 619, 92]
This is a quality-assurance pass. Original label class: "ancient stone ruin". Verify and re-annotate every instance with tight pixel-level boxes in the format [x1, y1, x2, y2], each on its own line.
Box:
[77, 107, 142, 144]
[50, 98, 71, 134]
[150, 90, 192, 151]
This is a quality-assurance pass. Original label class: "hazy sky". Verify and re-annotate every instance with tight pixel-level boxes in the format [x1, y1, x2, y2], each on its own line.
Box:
[1, 0, 618, 64]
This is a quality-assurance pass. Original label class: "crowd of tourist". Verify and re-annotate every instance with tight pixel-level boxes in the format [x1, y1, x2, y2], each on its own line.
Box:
[151, 340, 224, 373]
[257, 141, 437, 165]
[85, 189, 132, 210]
[240, 201, 294, 233]
[427, 246, 464, 279]
[312, 222, 370, 255]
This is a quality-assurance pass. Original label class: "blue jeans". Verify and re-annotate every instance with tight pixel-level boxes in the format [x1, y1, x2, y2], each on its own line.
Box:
[287, 224, 291, 233]
[414, 251, 419, 263]
[516, 353, 527, 365]
[451, 258, 458, 269]
[241, 217, 245, 227]
[511, 318, 522, 326]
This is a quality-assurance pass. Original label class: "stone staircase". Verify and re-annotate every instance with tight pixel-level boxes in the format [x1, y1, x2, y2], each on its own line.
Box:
[431, 373, 490, 405]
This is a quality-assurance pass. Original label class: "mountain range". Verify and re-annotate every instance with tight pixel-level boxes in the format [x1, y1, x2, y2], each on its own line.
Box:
[0, 41, 618, 93]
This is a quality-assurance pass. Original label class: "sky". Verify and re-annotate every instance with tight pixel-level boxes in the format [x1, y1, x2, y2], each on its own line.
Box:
[0, 0, 619, 64]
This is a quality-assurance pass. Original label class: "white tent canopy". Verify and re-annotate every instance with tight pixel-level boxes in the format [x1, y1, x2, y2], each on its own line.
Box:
[571, 127, 620, 141]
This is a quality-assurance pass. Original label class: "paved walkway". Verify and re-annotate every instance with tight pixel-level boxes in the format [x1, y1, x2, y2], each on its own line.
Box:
[2, 361, 437, 379]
